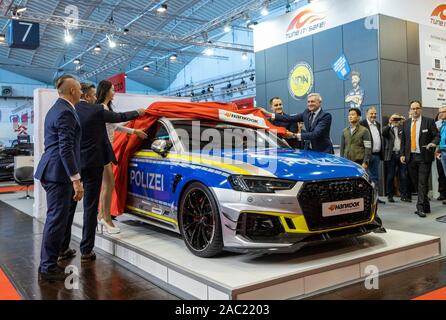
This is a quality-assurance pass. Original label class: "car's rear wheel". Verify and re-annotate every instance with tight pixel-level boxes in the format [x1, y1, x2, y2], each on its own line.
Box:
[179, 182, 223, 257]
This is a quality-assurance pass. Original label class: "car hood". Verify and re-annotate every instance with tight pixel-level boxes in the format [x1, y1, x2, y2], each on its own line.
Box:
[191, 148, 365, 181]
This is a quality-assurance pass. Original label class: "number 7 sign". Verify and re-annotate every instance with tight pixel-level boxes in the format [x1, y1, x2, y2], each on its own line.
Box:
[8, 20, 40, 49]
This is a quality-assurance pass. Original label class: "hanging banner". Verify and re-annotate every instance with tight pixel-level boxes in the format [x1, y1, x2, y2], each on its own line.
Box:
[107, 73, 126, 93]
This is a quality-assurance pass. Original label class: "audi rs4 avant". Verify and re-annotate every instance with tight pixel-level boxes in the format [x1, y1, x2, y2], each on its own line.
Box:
[125, 118, 384, 257]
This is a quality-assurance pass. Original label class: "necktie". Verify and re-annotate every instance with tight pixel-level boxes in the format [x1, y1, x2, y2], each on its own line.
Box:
[309, 112, 314, 126]
[411, 120, 416, 151]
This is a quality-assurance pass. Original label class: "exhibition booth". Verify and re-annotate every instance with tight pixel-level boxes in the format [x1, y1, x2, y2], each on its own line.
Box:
[23, 0, 446, 300]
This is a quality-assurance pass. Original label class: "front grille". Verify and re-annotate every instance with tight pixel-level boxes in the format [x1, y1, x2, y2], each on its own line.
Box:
[237, 213, 285, 241]
[298, 178, 373, 231]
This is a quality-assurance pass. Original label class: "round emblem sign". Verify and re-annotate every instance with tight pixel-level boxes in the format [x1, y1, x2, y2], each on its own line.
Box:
[288, 62, 314, 100]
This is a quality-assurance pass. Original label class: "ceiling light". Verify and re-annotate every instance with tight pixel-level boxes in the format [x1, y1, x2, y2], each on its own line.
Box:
[16, 7, 27, 14]
[207, 85, 214, 93]
[261, 6, 269, 16]
[143, 65, 150, 71]
[247, 21, 258, 29]
[169, 54, 177, 61]
[94, 45, 101, 52]
[242, 52, 248, 60]
[73, 58, 81, 65]
[224, 24, 231, 32]
[157, 4, 168, 13]
[64, 29, 73, 43]
[107, 34, 116, 48]
[204, 48, 214, 56]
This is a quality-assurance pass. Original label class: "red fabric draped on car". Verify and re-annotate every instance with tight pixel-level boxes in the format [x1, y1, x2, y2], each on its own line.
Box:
[110, 101, 287, 216]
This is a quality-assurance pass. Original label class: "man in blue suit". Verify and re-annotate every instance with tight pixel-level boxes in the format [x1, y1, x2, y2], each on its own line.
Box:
[59, 83, 145, 262]
[262, 93, 334, 154]
[35, 75, 84, 281]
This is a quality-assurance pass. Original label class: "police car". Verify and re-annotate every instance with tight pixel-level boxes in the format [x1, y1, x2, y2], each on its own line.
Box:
[126, 118, 384, 257]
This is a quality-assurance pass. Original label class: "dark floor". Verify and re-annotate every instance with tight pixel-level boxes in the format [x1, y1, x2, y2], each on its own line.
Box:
[1, 199, 446, 300]
[0, 200, 179, 300]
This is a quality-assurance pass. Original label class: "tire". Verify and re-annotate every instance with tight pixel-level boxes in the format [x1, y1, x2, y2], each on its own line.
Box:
[178, 182, 223, 257]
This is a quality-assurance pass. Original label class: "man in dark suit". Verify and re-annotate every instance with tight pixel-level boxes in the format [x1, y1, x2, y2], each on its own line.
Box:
[60, 83, 145, 262]
[382, 114, 411, 203]
[35, 75, 84, 281]
[268, 96, 300, 148]
[360, 107, 385, 204]
[400, 100, 439, 217]
[262, 93, 334, 154]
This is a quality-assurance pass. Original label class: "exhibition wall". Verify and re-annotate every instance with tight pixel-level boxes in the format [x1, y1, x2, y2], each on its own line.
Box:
[254, 0, 446, 145]
[255, 15, 380, 145]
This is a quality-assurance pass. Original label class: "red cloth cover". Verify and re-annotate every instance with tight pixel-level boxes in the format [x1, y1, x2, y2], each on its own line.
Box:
[111, 101, 286, 216]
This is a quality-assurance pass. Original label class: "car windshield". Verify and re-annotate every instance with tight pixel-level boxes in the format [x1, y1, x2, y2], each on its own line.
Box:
[170, 120, 290, 152]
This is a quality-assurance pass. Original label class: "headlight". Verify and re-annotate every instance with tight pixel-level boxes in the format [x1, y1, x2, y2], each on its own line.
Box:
[228, 175, 297, 193]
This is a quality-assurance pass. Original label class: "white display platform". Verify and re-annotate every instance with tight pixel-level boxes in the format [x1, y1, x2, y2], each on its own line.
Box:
[71, 213, 440, 300]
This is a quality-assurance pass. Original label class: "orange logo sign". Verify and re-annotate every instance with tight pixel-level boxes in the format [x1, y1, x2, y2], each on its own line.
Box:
[328, 204, 337, 211]
[224, 112, 232, 117]
[432, 4, 446, 20]
[287, 9, 326, 32]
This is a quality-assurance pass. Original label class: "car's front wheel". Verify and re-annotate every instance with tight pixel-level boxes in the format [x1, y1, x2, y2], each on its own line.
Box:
[178, 182, 223, 257]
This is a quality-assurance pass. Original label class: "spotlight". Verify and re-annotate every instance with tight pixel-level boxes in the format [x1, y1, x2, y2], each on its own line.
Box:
[224, 24, 232, 32]
[241, 79, 246, 86]
[0, 34, 6, 43]
[242, 52, 248, 60]
[286, 3, 292, 13]
[64, 29, 73, 43]
[250, 74, 255, 81]
[247, 21, 258, 29]
[227, 83, 232, 89]
[244, 14, 251, 24]
[94, 45, 102, 52]
[169, 54, 177, 61]
[143, 65, 150, 71]
[201, 89, 206, 95]
[261, 6, 269, 16]
[207, 85, 214, 93]
[123, 28, 129, 35]
[73, 58, 81, 65]
[107, 34, 116, 48]
[13, 6, 27, 15]
[157, 4, 167, 13]
[124, 74, 128, 78]
[190, 91, 195, 97]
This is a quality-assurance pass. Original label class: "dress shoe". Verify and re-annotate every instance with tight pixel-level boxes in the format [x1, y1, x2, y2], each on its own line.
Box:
[38, 266, 66, 281]
[81, 251, 96, 262]
[387, 196, 395, 203]
[437, 195, 446, 201]
[414, 210, 427, 218]
[57, 248, 76, 262]
[377, 198, 386, 204]
[401, 197, 412, 202]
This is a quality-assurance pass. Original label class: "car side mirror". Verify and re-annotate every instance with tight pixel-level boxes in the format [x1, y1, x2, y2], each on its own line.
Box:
[151, 139, 172, 157]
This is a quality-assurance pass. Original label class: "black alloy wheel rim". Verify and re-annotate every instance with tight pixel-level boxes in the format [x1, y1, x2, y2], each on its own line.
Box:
[182, 189, 215, 251]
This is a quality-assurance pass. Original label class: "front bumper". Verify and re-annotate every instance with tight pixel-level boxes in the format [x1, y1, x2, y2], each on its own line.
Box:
[212, 177, 385, 253]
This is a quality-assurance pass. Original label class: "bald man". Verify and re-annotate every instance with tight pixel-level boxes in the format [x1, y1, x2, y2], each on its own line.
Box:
[35, 75, 84, 281]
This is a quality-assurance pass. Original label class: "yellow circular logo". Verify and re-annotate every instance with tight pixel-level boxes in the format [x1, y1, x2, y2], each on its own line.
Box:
[288, 62, 313, 100]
